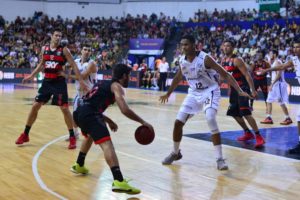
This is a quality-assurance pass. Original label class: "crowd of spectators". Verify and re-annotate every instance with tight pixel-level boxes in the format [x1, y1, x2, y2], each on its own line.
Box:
[189, 1, 300, 23]
[0, 11, 175, 69]
[179, 21, 299, 67]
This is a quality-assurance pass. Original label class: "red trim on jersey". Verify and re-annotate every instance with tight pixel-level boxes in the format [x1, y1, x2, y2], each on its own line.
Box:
[44, 73, 58, 79]
[43, 54, 65, 62]
[94, 136, 111, 144]
[240, 107, 250, 110]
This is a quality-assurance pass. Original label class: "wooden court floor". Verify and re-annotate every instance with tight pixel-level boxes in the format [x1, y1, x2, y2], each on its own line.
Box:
[0, 83, 300, 200]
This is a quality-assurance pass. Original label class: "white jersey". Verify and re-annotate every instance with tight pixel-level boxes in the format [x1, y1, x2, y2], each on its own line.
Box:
[74, 58, 97, 96]
[271, 58, 285, 82]
[179, 51, 219, 102]
[292, 56, 300, 84]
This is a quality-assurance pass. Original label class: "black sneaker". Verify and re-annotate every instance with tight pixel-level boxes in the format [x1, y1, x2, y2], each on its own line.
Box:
[288, 143, 300, 154]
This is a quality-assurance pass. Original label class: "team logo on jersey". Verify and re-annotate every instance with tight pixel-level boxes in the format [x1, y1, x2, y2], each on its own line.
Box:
[45, 61, 58, 69]
[190, 67, 195, 71]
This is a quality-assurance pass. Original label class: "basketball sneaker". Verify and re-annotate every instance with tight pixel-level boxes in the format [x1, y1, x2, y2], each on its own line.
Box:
[260, 117, 274, 124]
[70, 163, 89, 174]
[15, 133, 29, 145]
[280, 118, 293, 125]
[162, 150, 182, 165]
[255, 134, 265, 148]
[216, 158, 228, 170]
[112, 179, 141, 194]
[288, 143, 300, 154]
[237, 131, 254, 141]
[68, 136, 76, 149]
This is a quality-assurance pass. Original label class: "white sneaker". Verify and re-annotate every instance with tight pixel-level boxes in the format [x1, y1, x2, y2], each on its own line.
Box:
[216, 158, 228, 170]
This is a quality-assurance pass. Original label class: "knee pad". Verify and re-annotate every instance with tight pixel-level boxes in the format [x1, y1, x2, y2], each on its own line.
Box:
[205, 108, 219, 134]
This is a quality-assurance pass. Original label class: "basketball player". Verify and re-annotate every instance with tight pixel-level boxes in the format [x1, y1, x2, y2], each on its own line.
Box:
[71, 64, 153, 194]
[160, 35, 251, 170]
[62, 44, 98, 141]
[221, 39, 265, 148]
[260, 50, 292, 125]
[259, 36, 300, 154]
[250, 50, 271, 110]
[15, 28, 86, 149]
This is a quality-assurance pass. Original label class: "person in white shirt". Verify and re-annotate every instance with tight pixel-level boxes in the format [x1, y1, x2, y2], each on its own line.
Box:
[158, 56, 169, 91]
[63, 44, 97, 140]
[260, 50, 292, 125]
[260, 36, 300, 154]
[159, 35, 251, 170]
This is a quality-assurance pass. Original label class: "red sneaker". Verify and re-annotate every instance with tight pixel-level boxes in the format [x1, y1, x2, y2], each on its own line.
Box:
[260, 117, 273, 124]
[255, 134, 265, 148]
[68, 136, 76, 149]
[15, 133, 29, 145]
[237, 131, 254, 141]
[280, 118, 293, 125]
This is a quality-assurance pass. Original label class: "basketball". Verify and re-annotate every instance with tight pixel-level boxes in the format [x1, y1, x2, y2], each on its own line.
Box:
[134, 125, 155, 145]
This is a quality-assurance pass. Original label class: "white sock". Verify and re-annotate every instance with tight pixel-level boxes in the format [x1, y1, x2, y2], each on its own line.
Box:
[173, 142, 180, 154]
[285, 115, 290, 119]
[214, 145, 223, 160]
[74, 127, 79, 135]
[267, 114, 271, 118]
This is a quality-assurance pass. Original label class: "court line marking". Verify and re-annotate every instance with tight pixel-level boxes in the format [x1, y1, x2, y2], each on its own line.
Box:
[32, 135, 68, 200]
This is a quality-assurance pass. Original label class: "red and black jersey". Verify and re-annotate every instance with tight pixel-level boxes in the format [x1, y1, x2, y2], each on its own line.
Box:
[252, 60, 269, 80]
[82, 81, 115, 113]
[221, 55, 248, 88]
[43, 45, 66, 79]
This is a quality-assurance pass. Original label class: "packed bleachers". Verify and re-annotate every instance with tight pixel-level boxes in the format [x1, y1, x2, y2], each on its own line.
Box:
[0, 11, 175, 69]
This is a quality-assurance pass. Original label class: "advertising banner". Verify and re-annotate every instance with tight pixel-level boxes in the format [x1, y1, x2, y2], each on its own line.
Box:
[129, 39, 164, 55]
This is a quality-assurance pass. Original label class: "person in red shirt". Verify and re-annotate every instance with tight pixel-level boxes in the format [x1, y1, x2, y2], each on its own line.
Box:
[15, 28, 86, 149]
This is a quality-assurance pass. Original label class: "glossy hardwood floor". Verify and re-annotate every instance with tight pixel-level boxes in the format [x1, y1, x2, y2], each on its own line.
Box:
[0, 83, 299, 200]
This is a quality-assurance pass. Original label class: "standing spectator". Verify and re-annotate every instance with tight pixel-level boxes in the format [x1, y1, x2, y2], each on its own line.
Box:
[158, 56, 169, 91]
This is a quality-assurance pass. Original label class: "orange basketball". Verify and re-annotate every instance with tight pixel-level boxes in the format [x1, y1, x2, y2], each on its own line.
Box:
[134, 125, 155, 145]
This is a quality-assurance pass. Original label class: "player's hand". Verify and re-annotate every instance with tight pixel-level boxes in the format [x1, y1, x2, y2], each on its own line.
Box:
[57, 71, 67, 78]
[108, 121, 118, 132]
[251, 90, 258, 99]
[142, 121, 154, 134]
[238, 91, 253, 99]
[159, 94, 169, 104]
[22, 75, 33, 84]
[269, 85, 273, 91]
[257, 69, 267, 75]
[79, 80, 89, 92]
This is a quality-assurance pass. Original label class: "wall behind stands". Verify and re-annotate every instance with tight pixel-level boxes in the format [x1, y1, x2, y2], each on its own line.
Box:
[1, 0, 258, 22]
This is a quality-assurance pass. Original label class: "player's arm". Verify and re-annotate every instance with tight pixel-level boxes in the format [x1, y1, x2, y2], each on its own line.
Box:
[234, 57, 257, 98]
[262, 60, 294, 74]
[81, 61, 98, 79]
[22, 47, 45, 83]
[159, 67, 183, 103]
[68, 61, 98, 80]
[63, 47, 87, 90]
[111, 82, 154, 132]
[205, 56, 250, 98]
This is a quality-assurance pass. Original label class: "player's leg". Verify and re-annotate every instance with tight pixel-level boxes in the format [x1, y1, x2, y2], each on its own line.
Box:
[279, 82, 292, 125]
[16, 81, 50, 145]
[162, 94, 198, 165]
[261, 86, 275, 124]
[227, 90, 253, 141]
[203, 89, 228, 170]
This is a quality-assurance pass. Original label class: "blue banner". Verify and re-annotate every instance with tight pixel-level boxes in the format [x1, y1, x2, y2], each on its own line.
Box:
[185, 18, 300, 30]
[129, 39, 164, 55]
